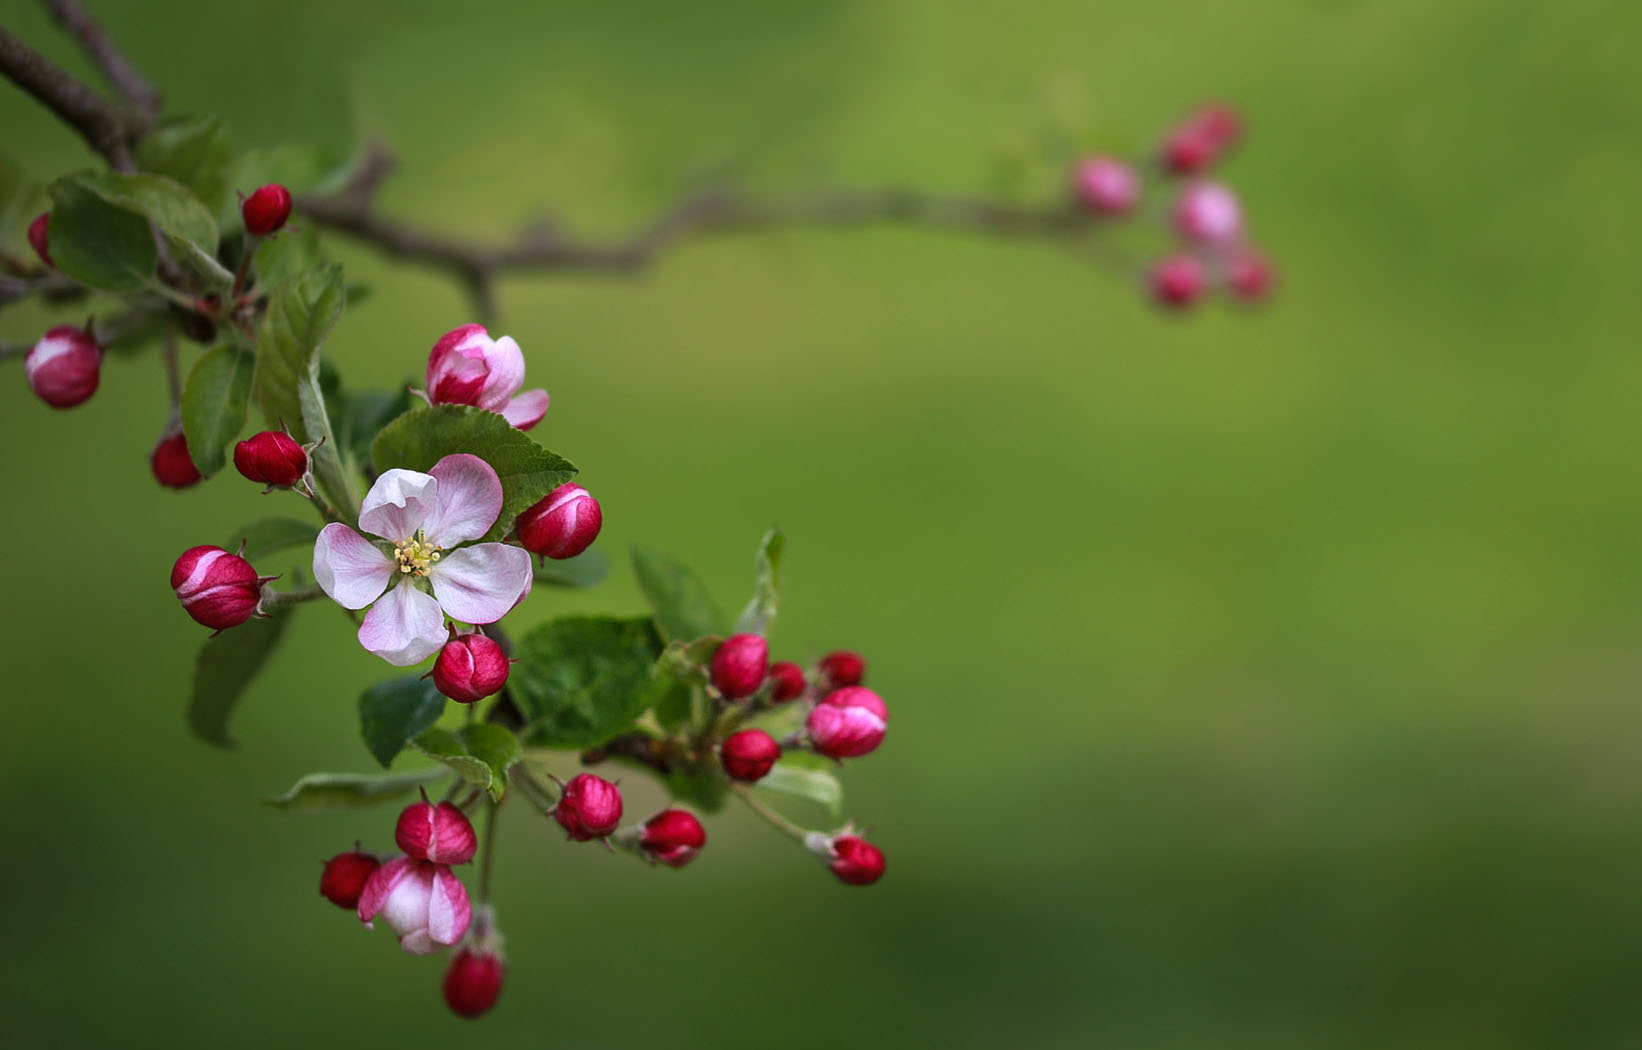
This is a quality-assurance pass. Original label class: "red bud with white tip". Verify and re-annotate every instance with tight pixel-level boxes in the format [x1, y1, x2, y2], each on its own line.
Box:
[553, 773, 623, 841]
[710, 633, 768, 700]
[241, 184, 292, 236]
[431, 633, 510, 703]
[25, 325, 100, 408]
[319, 850, 380, 909]
[639, 808, 707, 868]
[395, 800, 478, 865]
[151, 430, 203, 489]
[516, 483, 602, 559]
[444, 946, 505, 1018]
[171, 545, 267, 630]
[806, 687, 888, 759]
[720, 728, 782, 782]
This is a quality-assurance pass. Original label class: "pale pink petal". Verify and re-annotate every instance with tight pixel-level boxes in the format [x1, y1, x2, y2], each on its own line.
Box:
[427, 866, 472, 947]
[358, 581, 447, 665]
[475, 335, 526, 411]
[429, 543, 533, 625]
[313, 523, 394, 610]
[359, 468, 438, 542]
[420, 454, 504, 547]
[358, 855, 415, 925]
[399, 929, 436, 955]
[426, 325, 492, 405]
[500, 389, 550, 431]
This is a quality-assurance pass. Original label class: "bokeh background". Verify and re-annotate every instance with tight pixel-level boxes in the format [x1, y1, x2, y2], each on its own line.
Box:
[4, 0, 1642, 1047]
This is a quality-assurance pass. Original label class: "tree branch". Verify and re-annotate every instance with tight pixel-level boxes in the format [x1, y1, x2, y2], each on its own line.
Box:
[38, 0, 161, 120]
[0, 26, 141, 171]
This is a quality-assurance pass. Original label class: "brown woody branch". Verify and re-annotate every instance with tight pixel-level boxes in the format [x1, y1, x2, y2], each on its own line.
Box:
[39, 0, 161, 119]
[0, 25, 145, 171]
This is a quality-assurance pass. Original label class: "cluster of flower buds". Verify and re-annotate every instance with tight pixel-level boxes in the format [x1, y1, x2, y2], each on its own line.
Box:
[1069, 102, 1275, 311]
[170, 545, 275, 631]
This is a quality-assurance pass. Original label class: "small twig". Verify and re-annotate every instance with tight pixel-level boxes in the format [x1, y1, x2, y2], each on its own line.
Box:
[0, 27, 141, 171]
[160, 327, 181, 411]
[731, 783, 808, 843]
[38, 0, 161, 119]
[260, 583, 327, 607]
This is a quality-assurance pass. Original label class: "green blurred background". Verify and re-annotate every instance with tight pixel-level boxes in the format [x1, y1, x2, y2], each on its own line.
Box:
[4, 0, 1642, 1046]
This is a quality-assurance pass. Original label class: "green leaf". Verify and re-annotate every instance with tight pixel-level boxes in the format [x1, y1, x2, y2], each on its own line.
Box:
[651, 678, 697, 733]
[60, 171, 224, 289]
[263, 768, 446, 811]
[663, 763, 729, 813]
[180, 346, 255, 476]
[734, 527, 784, 636]
[255, 264, 352, 511]
[136, 116, 232, 215]
[631, 546, 728, 643]
[359, 675, 447, 768]
[532, 549, 609, 589]
[371, 405, 578, 541]
[511, 615, 669, 749]
[253, 223, 324, 289]
[229, 516, 319, 561]
[338, 384, 414, 472]
[45, 174, 155, 291]
[757, 764, 844, 820]
[655, 636, 720, 681]
[187, 608, 294, 747]
[412, 724, 521, 800]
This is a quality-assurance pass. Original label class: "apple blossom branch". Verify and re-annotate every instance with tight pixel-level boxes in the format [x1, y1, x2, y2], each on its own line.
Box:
[0, 23, 146, 173]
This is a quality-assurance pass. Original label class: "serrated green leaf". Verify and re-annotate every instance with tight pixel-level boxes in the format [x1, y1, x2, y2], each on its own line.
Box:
[262, 768, 446, 810]
[412, 724, 520, 799]
[255, 264, 352, 512]
[735, 527, 784, 636]
[187, 607, 294, 747]
[253, 224, 324, 289]
[46, 175, 155, 291]
[757, 764, 844, 820]
[229, 517, 319, 561]
[180, 345, 254, 476]
[359, 675, 447, 768]
[631, 546, 728, 643]
[371, 405, 578, 541]
[532, 549, 609, 589]
[511, 615, 668, 749]
[136, 116, 232, 215]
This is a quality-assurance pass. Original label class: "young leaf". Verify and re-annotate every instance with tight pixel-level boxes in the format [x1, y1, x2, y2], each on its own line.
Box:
[510, 615, 669, 749]
[631, 546, 729, 642]
[532, 549, 609, 589]
[734, 527, 784, 636]
[371, 405, 577, 541]
[180, 346, 255, 476]
[136, 116, 232, 216]
[45, 174, 156, 292]
[253, 224, 324, 289]
[263, 768, 446, 811]
[757, 764, 844, 820]
[229, 517, 319, 561]
[255, 264, 352, 511]
[411, 724, 521, 800]
[187, 607, 294, 747]
[62, 171, 224, 289]
[650, 678, 697, 733]
[359, 675, 447, 768]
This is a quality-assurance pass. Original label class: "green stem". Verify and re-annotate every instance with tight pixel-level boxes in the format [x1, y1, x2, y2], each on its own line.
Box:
[259, 582, 326, 606]
[731, 783, 808, 844]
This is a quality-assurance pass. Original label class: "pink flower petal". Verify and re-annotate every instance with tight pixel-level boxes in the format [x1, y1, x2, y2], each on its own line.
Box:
[426, 325, 492, 405]
[421, 454, 503, 548]
[357, 854, 415, 925]
[429, 543, 533, 625]
[313, 523, 394, 610]
[500, 389, 550, 431]
[358, 581, 447, 665]
[475, 335, 526, 411]
[359, 468, 437, 543]
[399, 929, 437, 955]
[427, 866, 472, 947]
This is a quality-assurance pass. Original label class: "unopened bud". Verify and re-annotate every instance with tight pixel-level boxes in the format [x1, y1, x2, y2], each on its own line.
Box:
[444, 947, 505, 1019]
[710, 633, 768, 700]
[806, 687, 888, 759]
[24, 325, 100, 408]
[720, 728, 782, 782]
[640, 808, 707, 868]
[171, 545, 265, 629]
[431, 633, 510, 704]
[817, 650, 865, 690]
[319, 850, 380, 909]
[1173, 182, 1243, 244]
[1227, 249, 1276, 303]
[241, 184, 292, 236]
[516, 483, 602, 559]
[1071, 156, 1140, 216]
[553, 773, 623, 841]
[395, 800, 478, 865]
[27, 212, 52, 268]
[151, 430, 203, 489]
[1149, 254, 1205, 310]
[767, 660, 807, 702]
[826, 835, 886, 886]
[234, 430, 308, 488]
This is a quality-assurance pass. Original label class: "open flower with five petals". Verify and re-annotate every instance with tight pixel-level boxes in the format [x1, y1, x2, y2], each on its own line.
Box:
[313, 454, 531, 665]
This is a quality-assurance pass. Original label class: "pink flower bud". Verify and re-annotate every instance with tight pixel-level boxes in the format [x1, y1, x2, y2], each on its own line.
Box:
[806, 687, 888, 759]
[171, 545, 265, 630]
[827, 835, 886, 886]
[1071, 157, 1140, 216]
[444, 947, 505, 1019]
[27, 212, 52, 268]
[241, 184, 292, 236]
[1227, 249, 1276, 303]
[319, 850, 380, 909]
[710, 633, 768, 700]
[768, 661, 807, 702]
[817, 650, 866, 690]
[151, 430, 203, 489]
[1149, 254, 1205, 310]
[24, 325, 100, 408]
[358, 856, 471, 955]
[1173, 182, 1243, 244]
[516, 483, 602, 559]
[233, 430, 308, 487]
[553, 773, 623, 841]
[395, 800, 478, 865]
[420, 324, 550, 429]
[1162, 128, 1217, 175]
[720, 728, 782, 782]
[640, 808, 707, 868]
[1189, 103, 1243, 151]
[431, 633, 511, 703]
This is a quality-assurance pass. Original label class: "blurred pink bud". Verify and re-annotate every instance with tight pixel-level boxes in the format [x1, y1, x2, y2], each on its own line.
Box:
[1149, 254, 1206, 309]
[171, 545, 265, 630]
[1227, 249, 1276, 303]
[25, 325, 100, 408]
[27, 212, 52, 268]
[710, 633, 768, 700]
[1071, 156, 1140, 216]
[233, 430, 308, 487]
[241, 184, 292, 236]
[640, 808, 707, 868]
[826, 835, 885, 886]
[554, 773, 623, 841]
[767, 661, 807, 702]
[806, 687, 888, 759]
[1174, 182, 1243, 244]
[151, 430, 203, 489]
[444, 947, 505, 1018]
[721, 728, 782, 782]
[432, 633, 511, 703]
[357, 856, 471, 955]
[817, 650, 866, 690]
[319, 850, 380, 909]
[516, 483, 602, 559]
[395, 800, 478, 866]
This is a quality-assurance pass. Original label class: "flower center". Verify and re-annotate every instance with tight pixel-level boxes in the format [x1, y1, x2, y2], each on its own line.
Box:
[394, 531, 443, 576]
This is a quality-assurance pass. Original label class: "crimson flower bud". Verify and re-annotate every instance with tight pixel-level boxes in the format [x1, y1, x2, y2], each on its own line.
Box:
[151, 430, 203, 489]
[171, 545, 265, 630]
[1149, 254, 1205, 310]
[515, 483, 602, 559]
[27, 211, 52, 268]
[720, 728, 782, 782]
[710, 633, 768, 700]
[1173, 182, 1243, 245]
[1227, 250, 1276, 303]
[553, 773, 623, 841]
[395, 800, 478, 865]
[1162, 128, 1217, 175]
[24, 325, 100, 408]
[817, 650, 865, 690]
[827, 835, 886, 886]
[1071, 157, 1140, 216]
[233, 430, 308, 487]
[767, 661, 807, 702]
[444, 947, 505, 1019]
[1189, 102, 1243, 151]
[640, 808, 707, 868]
[806, 687, 888, 759]
[241, 184, 292, 236]
[319, 850, 380, 909]
[431, 633, 510, 704]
